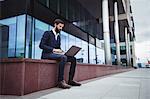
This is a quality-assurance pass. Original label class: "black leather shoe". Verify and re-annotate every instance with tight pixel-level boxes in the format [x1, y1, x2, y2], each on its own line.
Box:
[68, 80, 81, 86]
[57, 80, 71, 89]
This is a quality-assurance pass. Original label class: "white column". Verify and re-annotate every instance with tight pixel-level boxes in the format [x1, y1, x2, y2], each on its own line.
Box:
[132, 39, 136, 67]
[102, 0, 112, 65]
[125, 27, 130, 66]
[128, 33, 131, 66]
[114, 2, 121, 65]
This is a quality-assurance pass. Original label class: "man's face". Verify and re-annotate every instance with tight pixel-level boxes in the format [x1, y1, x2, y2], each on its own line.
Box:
[55, 23, 64, 33]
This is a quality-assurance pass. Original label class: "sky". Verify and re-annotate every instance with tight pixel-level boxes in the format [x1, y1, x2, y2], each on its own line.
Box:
[131, 0, 150, 63]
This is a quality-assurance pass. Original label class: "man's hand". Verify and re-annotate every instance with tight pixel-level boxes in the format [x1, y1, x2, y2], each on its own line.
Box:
[53, 49, 63, 53]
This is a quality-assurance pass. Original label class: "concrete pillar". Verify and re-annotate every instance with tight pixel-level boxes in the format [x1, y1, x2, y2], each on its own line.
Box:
[127, 33, 132, 66]
[125, 27, 130, 66]
[132, 39, 136, 67]
[114, 2, 121, 65]
[102, 0, 112, 65]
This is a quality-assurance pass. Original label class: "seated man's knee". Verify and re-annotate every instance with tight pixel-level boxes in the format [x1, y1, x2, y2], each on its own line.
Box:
[60, 55, 67, 61]
[73, 57, 76, 61]
[70, 56, 76, 62]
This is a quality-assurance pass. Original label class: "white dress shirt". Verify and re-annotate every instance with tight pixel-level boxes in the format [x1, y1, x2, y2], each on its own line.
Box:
[52, 28, 59, 40]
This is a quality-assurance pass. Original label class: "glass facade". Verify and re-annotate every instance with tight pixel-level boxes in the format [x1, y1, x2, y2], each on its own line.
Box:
[0, 0, 135, 66]
[0, 15, 25, 58]
[111, 43, 128, 65]
[0, 14, 105, 64]
[0, 0, 105, 64]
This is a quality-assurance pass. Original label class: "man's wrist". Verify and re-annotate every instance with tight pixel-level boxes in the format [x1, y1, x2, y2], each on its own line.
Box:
[52, 48, 55, 52]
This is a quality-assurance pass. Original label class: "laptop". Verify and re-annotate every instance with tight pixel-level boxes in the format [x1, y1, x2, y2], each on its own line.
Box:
[54, 46, 81, 56]
[65, 46, 81, 56]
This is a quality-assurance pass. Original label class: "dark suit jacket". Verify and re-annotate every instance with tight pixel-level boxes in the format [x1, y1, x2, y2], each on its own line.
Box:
[39, 30, 61, 58]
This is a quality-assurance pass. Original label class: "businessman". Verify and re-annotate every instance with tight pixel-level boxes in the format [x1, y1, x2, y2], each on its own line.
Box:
[39, 19, 81, 89]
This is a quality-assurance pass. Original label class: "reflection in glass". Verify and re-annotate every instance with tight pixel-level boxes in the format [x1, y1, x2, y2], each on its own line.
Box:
[0, 17, 17, 58]
[0, 15, 26, 58]
[0, 25, 9, 58]
[60, 31, 69, 51]
[34, 19, 49, 59]
[89, 44, 96, 64]
[26, 15, 33, 58]
[0, 14, 104, 65]
[68, 34, 75, 48]
[16, 15, 25, 57]
[75, 38, 82, 63]
[96, 47, 105, 64]
[81, 40, 88, 63]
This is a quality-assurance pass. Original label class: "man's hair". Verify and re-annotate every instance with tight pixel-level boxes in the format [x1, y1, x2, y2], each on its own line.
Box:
[54, 19, 64, 25]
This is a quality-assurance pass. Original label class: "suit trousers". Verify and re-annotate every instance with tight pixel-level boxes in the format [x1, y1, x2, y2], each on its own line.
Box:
[42, 53, 76, 82]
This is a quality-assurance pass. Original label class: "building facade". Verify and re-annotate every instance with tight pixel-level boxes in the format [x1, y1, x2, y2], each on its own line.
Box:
[0, 0, 135, 66]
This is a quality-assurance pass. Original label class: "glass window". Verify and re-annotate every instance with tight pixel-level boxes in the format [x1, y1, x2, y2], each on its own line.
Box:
[68, 34, 75, 48]
[34, 19, 49, 59]
[48, 25, 53, 31]
[112, 54, 116, 65]
[0, 16, 17, 58]
[81, 40, 88, 63]
[75, 38, 82, 63]
[89, 44, 96, 64]
[0, 15, 26, 58]
[6, 20, 17, 58]
[26, 15, 33, 58]
[75, 37, 82, 48]
[0, 17, 16, 57]
[16, 15, 26, 57]
[60, 31, 69, 51]
[96, 47, 105, 64]
[61, 33, 88, 63]
[32, 19, 35, 58]
[0, 24, 10, 58]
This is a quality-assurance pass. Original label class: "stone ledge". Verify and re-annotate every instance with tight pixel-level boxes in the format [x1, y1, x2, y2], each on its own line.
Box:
[0, 58, 133, 96]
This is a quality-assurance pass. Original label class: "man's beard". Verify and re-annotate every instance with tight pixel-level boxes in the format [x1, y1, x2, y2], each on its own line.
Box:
[55, 27, 61, 33]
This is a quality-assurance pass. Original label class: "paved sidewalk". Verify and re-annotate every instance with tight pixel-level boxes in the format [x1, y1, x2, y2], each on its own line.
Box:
[1, 68, 150, 99]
